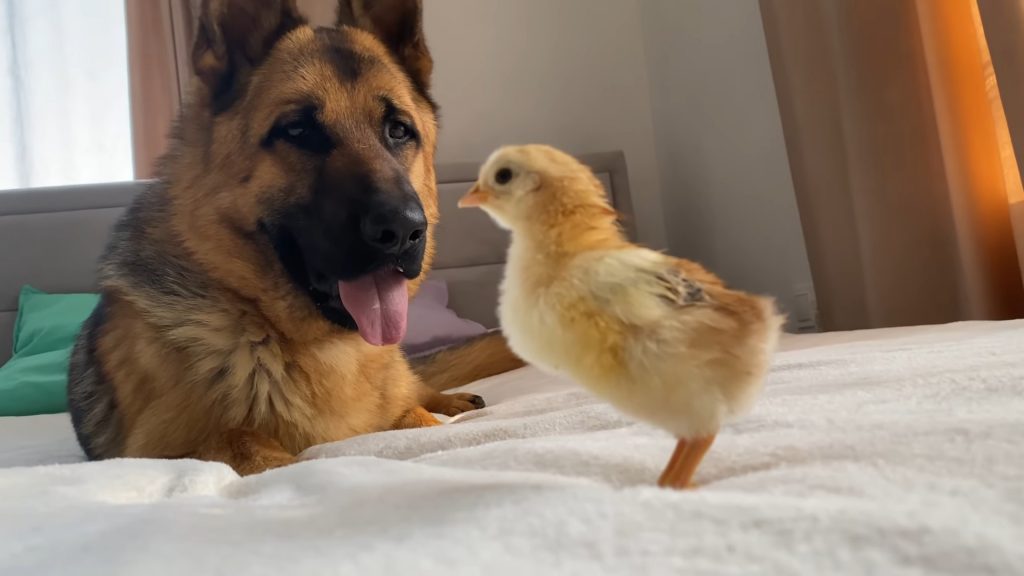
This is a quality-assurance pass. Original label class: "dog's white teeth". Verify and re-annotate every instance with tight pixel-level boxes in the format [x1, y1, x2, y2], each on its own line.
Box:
[396, 266, 405, 273]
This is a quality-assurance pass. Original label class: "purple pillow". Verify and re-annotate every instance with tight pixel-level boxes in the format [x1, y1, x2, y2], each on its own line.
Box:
[402, 279, 488, 357]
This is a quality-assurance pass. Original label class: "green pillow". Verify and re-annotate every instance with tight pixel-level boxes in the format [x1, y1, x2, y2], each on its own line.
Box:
[0, 286, 100, 416]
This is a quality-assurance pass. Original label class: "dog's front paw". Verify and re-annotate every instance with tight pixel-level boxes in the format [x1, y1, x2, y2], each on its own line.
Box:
[425, 392, 486, 416]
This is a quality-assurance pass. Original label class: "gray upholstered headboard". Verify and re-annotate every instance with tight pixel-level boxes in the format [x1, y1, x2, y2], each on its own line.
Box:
[0, 151, 632, 363]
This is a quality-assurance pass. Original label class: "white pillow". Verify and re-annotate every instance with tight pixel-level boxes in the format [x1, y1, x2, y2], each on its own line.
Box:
[401, 279, 488, 357]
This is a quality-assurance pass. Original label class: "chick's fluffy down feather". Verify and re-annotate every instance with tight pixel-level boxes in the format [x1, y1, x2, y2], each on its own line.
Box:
[504, 246, 780, 438]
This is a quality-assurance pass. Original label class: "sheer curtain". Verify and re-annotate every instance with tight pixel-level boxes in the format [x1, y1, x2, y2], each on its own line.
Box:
[0, 0, 133, 190]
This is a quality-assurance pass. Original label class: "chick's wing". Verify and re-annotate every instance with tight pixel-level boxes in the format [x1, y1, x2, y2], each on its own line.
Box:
[573, 248, 716, 327]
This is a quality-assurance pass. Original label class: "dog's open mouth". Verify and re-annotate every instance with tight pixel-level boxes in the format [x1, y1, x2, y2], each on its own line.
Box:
[336, 269, 408, 346]
[263, 223, 420, 346]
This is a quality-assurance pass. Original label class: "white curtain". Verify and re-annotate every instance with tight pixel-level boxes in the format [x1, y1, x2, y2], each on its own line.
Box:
[0, 0, 133, 190]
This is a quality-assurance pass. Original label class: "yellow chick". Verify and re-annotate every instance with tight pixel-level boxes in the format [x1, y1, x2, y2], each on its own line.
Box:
[458, 145, 784, 489]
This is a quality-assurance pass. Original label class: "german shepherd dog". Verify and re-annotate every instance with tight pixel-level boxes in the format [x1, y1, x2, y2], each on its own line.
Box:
[67, 0, 522, 475]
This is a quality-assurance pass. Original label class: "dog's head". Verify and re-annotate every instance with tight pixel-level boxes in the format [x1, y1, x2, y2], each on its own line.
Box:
[178, 0, 439, 345]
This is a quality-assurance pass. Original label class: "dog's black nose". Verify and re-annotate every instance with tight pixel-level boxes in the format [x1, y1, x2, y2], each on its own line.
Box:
[360, 199, 427, 255]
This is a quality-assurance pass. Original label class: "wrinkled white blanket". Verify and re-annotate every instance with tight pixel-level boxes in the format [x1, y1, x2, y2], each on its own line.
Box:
[1, 321, 1022, 575]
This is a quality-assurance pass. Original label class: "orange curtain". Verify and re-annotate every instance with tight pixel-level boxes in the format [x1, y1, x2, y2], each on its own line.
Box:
[976, 0, 1024, 283]
[760, 0, 1024, 330]
[125, 0, 195, 179]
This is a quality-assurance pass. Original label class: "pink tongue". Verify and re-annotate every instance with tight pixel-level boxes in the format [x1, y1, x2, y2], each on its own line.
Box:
[338, 271, 409, 346]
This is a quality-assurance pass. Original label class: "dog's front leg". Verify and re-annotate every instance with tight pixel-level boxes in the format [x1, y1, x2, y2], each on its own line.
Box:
[393, 405, 444, 428]
[187, 428, 296, 476]
[418, 386, 486, 418]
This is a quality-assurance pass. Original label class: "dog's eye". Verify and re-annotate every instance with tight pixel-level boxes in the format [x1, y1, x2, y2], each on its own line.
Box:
[266, 110, 333, 154]
[495, 167, 514, 185]
[385, 119, 414, 145]
[280, 118, 331, 152]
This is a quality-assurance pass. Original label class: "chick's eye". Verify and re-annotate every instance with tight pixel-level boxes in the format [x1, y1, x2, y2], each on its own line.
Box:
[495, 167, 513, 185]
[386, 119, 413, 144]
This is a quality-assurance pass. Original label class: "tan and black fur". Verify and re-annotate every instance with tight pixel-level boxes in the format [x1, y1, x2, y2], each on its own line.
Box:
[68, 0, 522, 476]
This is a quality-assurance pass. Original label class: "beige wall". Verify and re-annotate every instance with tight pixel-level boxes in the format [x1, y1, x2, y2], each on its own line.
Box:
[300, 0, 667, 249]
[639, 0, 815, 328]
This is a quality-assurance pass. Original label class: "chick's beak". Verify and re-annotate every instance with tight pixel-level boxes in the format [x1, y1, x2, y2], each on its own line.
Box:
[458, 184, 490, 208]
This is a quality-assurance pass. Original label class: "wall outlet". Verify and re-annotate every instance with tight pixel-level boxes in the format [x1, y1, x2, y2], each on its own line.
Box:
[791, 283, 819, 332]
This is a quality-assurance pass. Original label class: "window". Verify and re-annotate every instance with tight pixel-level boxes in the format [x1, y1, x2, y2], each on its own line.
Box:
[0, 0, 133, 191]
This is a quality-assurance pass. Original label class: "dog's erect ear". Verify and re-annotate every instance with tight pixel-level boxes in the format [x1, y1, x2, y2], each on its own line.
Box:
[336, 0, 433, 95]
[192, 0, 306, 110]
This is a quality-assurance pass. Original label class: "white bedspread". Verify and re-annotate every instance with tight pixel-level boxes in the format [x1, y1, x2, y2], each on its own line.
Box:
[1, 321, 1023, 575]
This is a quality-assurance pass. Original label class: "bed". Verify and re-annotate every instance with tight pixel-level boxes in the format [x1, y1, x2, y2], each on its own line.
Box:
[1, 154, 1022, 575]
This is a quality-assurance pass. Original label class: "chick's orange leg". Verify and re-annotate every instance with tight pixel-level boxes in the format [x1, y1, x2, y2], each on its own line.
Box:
[657, 439, 690, 486]
[657, 435, 716, 489]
